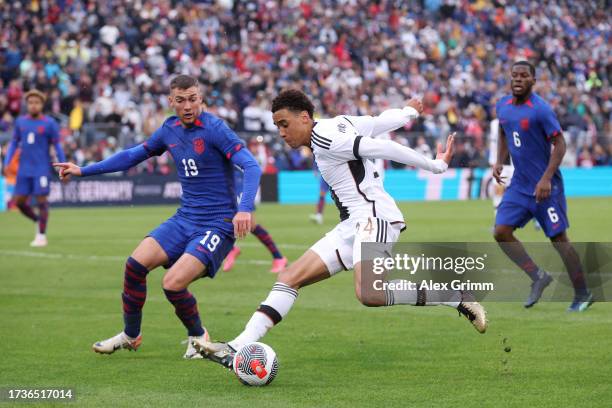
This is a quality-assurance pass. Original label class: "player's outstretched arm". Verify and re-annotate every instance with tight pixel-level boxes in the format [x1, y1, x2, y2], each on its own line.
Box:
[53, 144, 150, 181]
[358, 132, 455, 174]
[53, 161, 82, 181]
[346, 98, 423, 138]
[229, 148, 262, 239]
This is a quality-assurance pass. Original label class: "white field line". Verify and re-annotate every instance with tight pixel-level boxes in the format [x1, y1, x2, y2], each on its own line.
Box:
[0, 249, 271, 265]
[86, 240, 310, 250]
[4, 249, 610, 278]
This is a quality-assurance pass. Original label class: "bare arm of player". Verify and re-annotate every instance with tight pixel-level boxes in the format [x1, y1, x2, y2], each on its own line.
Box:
[358, 133, 455, 173]
[535, 133, 566, 203]
[229, 148, 262, 239]
[52, 161, 82, 181]
[347, 98, 422, 138]
[493, 125, 509, 185]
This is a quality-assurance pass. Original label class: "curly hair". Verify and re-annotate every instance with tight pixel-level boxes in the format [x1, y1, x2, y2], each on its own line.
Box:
[512, 60, 535, 77]
[271, 89, 315, 118]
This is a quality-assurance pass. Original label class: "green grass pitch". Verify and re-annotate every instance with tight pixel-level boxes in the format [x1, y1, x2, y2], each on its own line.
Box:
[1, 198, 611, 407]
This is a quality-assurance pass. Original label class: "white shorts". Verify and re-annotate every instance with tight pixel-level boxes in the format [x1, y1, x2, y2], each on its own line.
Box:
[311, 217, 403, 275]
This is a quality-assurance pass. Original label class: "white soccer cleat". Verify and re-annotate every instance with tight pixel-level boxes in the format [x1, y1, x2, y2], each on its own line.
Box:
[183, 330, 210, 359]
[457, 302, 488, 334]
[309, 213, 323, 225]
[30, 233, 47, 247]
[191, 338, 236, 370]
[92, 332, 142, 354]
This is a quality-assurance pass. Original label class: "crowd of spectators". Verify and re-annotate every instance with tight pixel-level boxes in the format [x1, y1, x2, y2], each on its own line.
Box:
[0, 0, 610, 175]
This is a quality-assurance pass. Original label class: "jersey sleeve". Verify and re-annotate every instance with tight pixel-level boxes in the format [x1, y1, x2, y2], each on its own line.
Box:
[342, 115, 375, 137]
[211, 119, 245, 159]
[344, 107, 419, 138]
[314, 121, 359, 162]
[142, 126, 167, 157]
[539, 104, 562, 139]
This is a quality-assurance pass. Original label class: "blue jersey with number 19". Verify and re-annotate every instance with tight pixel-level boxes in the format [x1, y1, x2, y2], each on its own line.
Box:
[143, 112, 244, 225]
[495, 93, 563, 196]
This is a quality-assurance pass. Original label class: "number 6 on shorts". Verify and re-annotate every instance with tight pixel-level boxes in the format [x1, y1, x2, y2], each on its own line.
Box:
[547, 207, 559, 223]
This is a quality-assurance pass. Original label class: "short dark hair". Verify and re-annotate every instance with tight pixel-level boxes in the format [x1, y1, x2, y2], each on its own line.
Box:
[512, 60, 535, 77]
[272, 89, 314, 118]
[169, 75, 199, 91]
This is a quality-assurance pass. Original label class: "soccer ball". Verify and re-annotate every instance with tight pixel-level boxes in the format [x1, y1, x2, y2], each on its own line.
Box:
[232, 342, 279, 386]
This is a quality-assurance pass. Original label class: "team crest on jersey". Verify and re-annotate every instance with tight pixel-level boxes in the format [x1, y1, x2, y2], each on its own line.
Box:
[193, 138, 205, 154]
[337, 123, 347, 133]
[37, 125, 45, 134]
[520, 118, 530, 130]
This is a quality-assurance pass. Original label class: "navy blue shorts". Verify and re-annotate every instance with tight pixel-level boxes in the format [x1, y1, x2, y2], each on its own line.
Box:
[148, 214, 235, 277]
[14, 174, 50, 196]
[496, 189, 569, 238]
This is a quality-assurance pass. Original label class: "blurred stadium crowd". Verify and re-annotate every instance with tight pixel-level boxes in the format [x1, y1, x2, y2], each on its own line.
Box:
[0, 0, 610, 175]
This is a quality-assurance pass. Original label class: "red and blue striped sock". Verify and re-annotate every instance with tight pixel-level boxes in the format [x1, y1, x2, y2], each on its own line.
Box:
[163, 288, 205, 336]
[17, 202, 38, 223]
[37, 202, 49, 234]
[252, 224, 282, 259]
[122, 257, 149, 338]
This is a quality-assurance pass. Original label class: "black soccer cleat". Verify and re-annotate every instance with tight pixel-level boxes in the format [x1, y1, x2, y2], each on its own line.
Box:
[191, 339, 236, 370]
[567, 291, 594, 312]
[524, 272, 553, 308]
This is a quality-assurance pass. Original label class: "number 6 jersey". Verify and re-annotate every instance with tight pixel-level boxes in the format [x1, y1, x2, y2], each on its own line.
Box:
[496, 93, 564, 196]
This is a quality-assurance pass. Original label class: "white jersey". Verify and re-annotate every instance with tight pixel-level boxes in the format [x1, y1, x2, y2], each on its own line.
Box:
[311, 116, 404, 226]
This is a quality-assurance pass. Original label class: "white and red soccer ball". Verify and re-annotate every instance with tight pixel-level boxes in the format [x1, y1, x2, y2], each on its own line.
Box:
[232, 342, 279, 386]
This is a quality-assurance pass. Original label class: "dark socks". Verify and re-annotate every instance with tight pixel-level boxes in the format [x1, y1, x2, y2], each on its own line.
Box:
[37, 202, 49, 234]
[122, 257, 149, 338]
[252, 224, 283, 259]
[163, 288, 205, 336]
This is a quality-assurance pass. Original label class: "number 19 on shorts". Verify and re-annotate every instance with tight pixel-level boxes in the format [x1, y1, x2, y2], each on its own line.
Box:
[200, 231, 220, 251]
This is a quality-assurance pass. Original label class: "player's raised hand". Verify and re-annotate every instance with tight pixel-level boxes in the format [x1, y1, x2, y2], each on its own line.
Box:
[406, 98, 424, 115]
[492, 164, 506, 185]
[435, 132, 455, 165]
[233, 211, 252, 239]
[53, 162, 82, 181]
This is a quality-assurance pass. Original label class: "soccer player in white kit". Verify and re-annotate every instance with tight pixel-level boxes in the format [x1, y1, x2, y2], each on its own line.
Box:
[194, 90, 487, 368]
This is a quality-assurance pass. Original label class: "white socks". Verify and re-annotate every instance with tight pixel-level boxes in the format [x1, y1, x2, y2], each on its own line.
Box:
[229, 283, 297, 350]
[384, 279, 461, 308]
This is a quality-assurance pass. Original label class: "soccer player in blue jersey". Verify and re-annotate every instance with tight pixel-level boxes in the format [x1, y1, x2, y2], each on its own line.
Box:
[54, 75, 262, 357]
[493, 61, 593, 312]
[3, 89, 66, 247]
